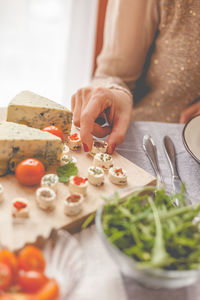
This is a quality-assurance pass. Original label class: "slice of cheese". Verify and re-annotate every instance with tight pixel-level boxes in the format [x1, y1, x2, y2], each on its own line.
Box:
[0, 121, 63, 176]
[7, 90, 72, 136]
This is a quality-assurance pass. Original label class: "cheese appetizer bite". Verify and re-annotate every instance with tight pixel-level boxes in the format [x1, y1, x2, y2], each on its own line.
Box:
[69, 176, 88, 196]
[12, 198, 29, 218]
[87, 166, 104, 186]
[41, 174, 59, 192]
[64, 193, 84, 216]
[90, 140, 108, 156]
[93, 153, 113, 170]
[0, 184, 4, 203]
[36, 187, 56, 210]
[108, 167, 127, 185]
[60, 154, 77, 166]
[68, 133, 81, 150]
[63, 144, 70, 155]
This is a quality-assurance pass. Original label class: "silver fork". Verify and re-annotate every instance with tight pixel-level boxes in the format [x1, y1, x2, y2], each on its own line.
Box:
[143, 135, 164, 189]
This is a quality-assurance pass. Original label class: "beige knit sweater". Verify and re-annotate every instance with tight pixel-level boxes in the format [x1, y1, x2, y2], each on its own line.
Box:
[92, 0, 200, 122]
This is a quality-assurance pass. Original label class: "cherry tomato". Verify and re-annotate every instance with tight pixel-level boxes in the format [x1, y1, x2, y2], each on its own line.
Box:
[15, 159, 45, 186]
[42, 126, 64, 143]
[0, 293, 35, 300]
[18, 246, 46, 273]
[0, 262, 12, 291]
[17, 270, 47, 293]
[0, 250, 18, 277]
[36, 279, 59, 300]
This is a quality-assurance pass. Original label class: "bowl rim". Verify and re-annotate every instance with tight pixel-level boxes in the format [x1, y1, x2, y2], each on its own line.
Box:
[182, 113, 200, 164]
[95, 189, 200, 278]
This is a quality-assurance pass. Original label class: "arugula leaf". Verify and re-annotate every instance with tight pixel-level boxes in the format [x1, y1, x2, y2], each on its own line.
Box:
[102, 186, 200, 271]
[57, 162, 78, 183]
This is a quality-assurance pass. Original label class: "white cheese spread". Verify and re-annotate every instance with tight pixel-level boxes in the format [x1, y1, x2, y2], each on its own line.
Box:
[68, 133, 81, 150]
[69, 176, 88, 196]
[88, 166, 104, 186]
[93, 153, 113, 170]
[108, 167, 127, 185]
[41, 174, 59, 192]
[12, 198, 29, 218]
[64, 193, 84, 216]
[36, 187, 56, 210]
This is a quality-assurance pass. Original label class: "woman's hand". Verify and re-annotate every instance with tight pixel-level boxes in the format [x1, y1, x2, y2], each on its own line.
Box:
[179, 101, 200, 123]
[71, 86, 133, 154]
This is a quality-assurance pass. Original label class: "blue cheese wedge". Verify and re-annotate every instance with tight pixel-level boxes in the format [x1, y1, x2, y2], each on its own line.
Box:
[7, 91, 72, 136]
[0, 121, 63, 176]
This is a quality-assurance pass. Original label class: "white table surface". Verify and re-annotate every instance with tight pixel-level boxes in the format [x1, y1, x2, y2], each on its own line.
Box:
[69, 121, 200, 300]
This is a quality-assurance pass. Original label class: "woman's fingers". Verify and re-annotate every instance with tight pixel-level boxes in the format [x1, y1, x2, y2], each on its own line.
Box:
[80, 91, 113, 151]
[107, 115, 131, 154]
[72, 89, 83, 127]
[180, 101, 200, 123]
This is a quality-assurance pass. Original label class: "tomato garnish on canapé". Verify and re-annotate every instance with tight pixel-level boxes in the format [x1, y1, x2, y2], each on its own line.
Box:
[73, 176, 88, 185]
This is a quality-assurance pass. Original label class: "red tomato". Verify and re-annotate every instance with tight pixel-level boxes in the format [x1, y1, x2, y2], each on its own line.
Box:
[36, 279, 59, 300]
[42, 126, 64, 143]
[0, 293, 35, 300]
[15, 159, 45, 186]
[0, 262, 12, 291]
[17, 270, 47, 293]
[18, 246, 46, 273]
[0, 250, 18, 277]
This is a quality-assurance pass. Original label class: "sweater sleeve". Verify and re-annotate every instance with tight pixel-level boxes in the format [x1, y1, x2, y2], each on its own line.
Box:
[91, 0, 159, 99]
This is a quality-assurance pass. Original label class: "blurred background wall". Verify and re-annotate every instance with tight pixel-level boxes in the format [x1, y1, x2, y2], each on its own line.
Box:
[0, 0, 100, 109]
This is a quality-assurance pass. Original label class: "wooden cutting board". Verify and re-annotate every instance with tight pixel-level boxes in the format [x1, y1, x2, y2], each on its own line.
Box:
[0, 108, 155, 250]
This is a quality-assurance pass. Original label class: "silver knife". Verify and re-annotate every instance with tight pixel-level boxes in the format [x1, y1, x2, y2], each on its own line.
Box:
[163, 136, 192, 206]
[143, 135, 164, 189]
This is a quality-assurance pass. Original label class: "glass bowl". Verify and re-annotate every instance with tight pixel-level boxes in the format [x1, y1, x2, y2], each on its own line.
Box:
[0, 225, 83, 299]
[42, 229, 83, 299]
[95, 186, 200, 289]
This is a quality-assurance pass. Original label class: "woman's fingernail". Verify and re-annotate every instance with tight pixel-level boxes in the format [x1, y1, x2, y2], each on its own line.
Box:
[83, 143, 89, 152]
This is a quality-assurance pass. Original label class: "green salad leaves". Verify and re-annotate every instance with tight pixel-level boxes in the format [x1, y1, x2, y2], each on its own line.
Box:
[102, 187, 200, 270]
[57, 162, 78, 183]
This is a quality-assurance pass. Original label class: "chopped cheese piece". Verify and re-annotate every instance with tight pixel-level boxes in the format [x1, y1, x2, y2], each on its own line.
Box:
[69, 176, 88, 196]
[41, 174, 59, 192]
[64, 193, 84, 216]
[108, 167, 127, 185]
[60, 154, 77, 166]
[68, 133, 81, 150]
[93, 153, 113, 170]
[88, 166, 104, 186]
[90, 140, 108, 156]
[7, 91, 72, 136]
[0, 121, 63, 176]
[12, 198, 29, 218]
[36, 187, 56, 210]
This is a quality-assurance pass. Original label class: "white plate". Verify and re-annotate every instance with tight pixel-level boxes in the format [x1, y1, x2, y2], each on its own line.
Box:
[182, 114, 200, 163]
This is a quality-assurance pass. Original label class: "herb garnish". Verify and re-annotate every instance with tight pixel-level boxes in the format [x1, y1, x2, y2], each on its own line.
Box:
[102, 187, 200, 270]
[57, 162, 78, 183]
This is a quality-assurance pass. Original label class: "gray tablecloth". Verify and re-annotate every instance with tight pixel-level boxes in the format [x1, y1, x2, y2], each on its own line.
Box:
[117, 121, 200, 300]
